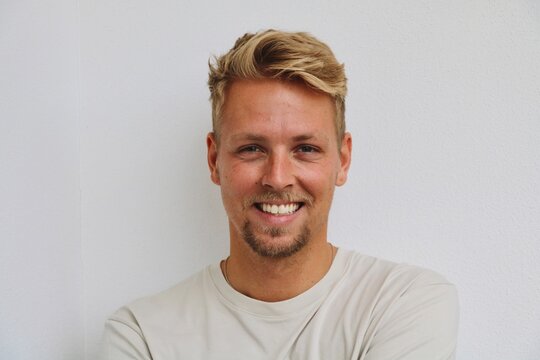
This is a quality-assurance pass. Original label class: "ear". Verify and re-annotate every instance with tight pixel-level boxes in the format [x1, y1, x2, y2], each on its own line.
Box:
[207, 132, 220, 185]
[336, 132, 352, 186]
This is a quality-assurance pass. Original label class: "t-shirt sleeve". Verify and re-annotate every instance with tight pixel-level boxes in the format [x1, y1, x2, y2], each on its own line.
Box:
[362, 270, 459, 360]
[99, 308, 153, 360]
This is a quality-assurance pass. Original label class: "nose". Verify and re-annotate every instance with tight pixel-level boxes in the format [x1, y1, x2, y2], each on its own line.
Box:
[261, 151, 294, 190]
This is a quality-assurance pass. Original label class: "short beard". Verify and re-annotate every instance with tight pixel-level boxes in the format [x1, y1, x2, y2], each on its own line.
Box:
[242, 221, 310, 259]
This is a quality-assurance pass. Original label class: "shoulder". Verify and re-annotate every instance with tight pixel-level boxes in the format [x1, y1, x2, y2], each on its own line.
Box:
[336, 249, 458, 330]
[100, 267, 215, 359]
[337, 249, 458, 359]
[107, 266, 211, 333]
[340, 249, 456, 295]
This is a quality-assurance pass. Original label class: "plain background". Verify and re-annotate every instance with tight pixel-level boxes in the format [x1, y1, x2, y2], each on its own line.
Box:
[1, 0, 539, 359]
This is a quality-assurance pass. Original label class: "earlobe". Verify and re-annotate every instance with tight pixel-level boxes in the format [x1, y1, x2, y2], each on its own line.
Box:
[207, 132, 221, 185]
[336, 133, 352, 186]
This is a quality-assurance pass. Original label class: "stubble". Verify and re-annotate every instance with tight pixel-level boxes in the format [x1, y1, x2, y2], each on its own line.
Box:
[242, 221, 311, 258]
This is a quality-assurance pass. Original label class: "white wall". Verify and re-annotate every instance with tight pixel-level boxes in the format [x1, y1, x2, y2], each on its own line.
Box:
[0, 1, 83, 359]
[2, 0, 539, 359]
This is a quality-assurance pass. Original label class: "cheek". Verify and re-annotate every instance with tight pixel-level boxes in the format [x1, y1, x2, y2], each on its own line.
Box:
[296, 168, 338, 209]
[221, 162, 261, 193]
[298, 163, 336, 187]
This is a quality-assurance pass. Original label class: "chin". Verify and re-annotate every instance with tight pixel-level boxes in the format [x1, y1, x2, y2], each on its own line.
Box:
[242, 221, 310, 258]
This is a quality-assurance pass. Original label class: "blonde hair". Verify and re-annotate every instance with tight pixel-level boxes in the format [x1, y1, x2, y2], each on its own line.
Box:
[208, 29, 347, 142]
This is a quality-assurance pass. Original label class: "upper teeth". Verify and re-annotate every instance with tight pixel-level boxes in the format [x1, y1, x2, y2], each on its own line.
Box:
[261, 203, 299, 215]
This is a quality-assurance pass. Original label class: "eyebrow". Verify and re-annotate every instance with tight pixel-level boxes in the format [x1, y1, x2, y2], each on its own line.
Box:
[230, 133, 329, 143]
[230, 133, 266, 142]
[292, 134, 323, 142]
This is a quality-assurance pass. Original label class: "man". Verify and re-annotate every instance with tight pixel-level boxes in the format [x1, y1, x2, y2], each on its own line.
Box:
[100, 29, 458, 359]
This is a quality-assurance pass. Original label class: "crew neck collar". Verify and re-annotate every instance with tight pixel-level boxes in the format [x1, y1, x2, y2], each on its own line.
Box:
[208, 247, 351, 318]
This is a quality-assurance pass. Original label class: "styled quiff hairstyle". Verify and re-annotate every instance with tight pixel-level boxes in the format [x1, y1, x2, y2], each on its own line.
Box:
[208, 29, 347, 142]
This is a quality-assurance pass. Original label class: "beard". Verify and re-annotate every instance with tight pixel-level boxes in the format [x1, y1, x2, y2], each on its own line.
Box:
[242, 220, 310, 258]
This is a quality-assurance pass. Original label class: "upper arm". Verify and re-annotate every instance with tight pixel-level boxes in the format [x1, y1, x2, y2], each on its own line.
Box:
[362, 274, 459, 360]
[99, 311, 153, 360]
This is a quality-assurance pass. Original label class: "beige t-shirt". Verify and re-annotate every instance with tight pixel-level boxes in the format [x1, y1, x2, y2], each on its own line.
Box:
[100, 248, 458, 360]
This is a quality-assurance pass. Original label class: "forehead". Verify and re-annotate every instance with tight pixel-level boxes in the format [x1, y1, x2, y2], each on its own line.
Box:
[220, 79, 336, 140]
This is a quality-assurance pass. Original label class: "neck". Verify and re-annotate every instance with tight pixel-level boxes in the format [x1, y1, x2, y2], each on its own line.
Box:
[222, 240, 336, 302]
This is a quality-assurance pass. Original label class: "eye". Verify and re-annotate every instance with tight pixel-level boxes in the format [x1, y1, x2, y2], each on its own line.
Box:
[236, 144, 265, 160]
[295, 144, 323, 161]
[238, 145, 262, 153]
[296, 145, 319, 153]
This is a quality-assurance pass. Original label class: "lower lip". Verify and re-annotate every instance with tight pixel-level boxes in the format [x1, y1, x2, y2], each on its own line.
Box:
[252, 205, 303, 226]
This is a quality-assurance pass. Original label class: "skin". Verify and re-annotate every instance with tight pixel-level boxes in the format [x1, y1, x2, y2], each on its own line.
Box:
[207, 78, 352, 302]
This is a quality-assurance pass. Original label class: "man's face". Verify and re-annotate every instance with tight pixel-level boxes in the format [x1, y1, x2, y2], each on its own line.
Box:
[207, 79, 351, 258]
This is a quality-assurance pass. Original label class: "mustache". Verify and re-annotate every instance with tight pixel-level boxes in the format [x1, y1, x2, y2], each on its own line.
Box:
[243, 191, 314, 208]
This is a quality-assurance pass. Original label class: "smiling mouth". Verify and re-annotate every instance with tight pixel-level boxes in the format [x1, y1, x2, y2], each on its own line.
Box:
[254, 202, 303, 215]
